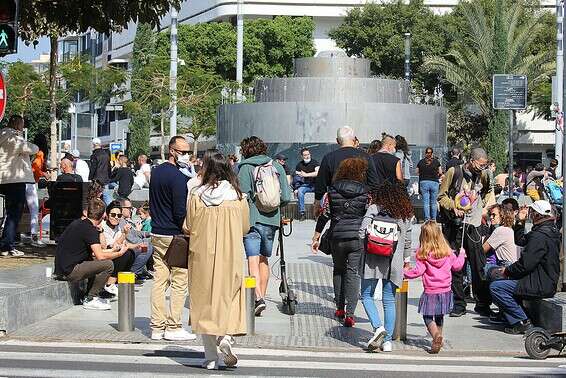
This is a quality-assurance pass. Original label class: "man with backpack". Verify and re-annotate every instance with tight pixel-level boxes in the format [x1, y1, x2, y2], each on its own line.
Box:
[238, 136, 292, 316]
[438, 147, 495, 318]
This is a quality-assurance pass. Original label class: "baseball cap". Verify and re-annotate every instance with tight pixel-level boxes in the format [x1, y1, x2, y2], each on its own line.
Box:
[529, 200, 553, 216]
[92, 137, 101, 145]
[274, 153, 287, 161]
[71, 149, 80, 158]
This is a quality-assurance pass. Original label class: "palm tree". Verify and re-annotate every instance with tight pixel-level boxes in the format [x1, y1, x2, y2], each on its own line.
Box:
[425, 0, 553, 168]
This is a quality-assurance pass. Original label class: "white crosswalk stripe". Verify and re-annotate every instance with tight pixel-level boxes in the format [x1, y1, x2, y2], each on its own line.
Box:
[0, 340, 565, 377]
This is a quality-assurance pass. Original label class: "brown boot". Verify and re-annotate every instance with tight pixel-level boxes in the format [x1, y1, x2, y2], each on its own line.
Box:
[430, 333, 443, 354]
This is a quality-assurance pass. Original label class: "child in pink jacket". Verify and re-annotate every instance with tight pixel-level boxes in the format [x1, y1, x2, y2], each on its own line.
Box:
[404, 221, 466, 354]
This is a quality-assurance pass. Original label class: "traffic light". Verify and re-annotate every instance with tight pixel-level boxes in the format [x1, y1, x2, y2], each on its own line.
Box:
[0, 0, 18, 56]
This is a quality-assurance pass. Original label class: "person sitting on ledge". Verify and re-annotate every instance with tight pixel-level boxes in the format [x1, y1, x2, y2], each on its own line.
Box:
[54, 198, 129, 311]
[489, 200, 560, 335]
[56, 157, 83, 183]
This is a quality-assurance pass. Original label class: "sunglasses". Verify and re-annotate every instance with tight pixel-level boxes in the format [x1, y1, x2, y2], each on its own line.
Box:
[173, 148, 191, 156]
[109, 213, 123, 218]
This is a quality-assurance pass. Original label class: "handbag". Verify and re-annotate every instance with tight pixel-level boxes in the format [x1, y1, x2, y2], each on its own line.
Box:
[164, 235, 189, 268]
[318, 225, 333, 255]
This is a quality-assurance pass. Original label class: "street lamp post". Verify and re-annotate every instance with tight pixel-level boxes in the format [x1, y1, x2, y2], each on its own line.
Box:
[561, 0, 566, 291]
[236, 0, 244, 101]
[557, 0, 564, 177]
[169, 6, 179, 137]
[404, 32, 411, 81]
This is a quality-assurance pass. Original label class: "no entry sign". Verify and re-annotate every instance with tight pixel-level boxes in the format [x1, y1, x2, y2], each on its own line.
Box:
[0, 72, 6, 122]
[492, 74, 528, 110]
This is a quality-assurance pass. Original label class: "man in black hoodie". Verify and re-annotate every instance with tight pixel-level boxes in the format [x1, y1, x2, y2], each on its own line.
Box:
[88, 138, 112, 204]
[490, 200, 561, 334]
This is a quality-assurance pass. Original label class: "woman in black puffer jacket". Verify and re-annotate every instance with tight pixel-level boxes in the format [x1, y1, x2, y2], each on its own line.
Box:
[312, 158, 369, 327]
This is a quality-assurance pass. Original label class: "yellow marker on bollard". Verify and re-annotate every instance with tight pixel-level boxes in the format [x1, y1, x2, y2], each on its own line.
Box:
[118, 272, 135, 332]
[245, 276, 256, 335]
[394, 279, 409, 341]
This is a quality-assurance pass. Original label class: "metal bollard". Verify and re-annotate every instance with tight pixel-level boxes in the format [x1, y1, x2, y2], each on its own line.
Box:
[393, 279, 409, 341]
[245, 276, 256, 335]
[118, 272, 135, 332]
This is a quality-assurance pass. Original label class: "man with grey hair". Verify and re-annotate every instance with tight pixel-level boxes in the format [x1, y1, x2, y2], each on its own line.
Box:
[438, 147, 495, 318]
[314, 126, 378, 213]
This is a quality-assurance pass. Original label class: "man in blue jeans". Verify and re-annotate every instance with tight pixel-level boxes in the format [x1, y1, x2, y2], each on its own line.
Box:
[0, 115, 39, 256]
[238, 136, 292, 316]
[490, 200, 560, 334]
[294, 148, 319, 221]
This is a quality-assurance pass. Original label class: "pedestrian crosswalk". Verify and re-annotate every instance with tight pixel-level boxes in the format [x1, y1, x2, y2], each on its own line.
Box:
[0, 340, 565, 377]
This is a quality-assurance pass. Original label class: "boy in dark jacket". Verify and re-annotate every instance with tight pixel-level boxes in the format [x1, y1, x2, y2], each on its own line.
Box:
[490, 200, 561, 334]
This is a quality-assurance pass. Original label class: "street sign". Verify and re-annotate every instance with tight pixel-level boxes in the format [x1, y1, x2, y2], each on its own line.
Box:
[0, 72, 6, 122]
[492, 74, 528, 110]
[110, 143, 123, 153]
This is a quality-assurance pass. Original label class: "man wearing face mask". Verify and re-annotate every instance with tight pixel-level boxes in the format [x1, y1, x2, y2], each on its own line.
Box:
[0, 115, 39, 257]
[148, 136, 196, 342]
[438, 147, 495, 318]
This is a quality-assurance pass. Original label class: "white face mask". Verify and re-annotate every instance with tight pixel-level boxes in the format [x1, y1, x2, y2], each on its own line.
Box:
[303, 158, 311, 164]
[177, 154, 190, 168]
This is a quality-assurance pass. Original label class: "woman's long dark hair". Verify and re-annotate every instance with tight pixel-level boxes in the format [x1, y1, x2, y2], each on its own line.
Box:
[371, 181, 413, 220]
[395, 135, 409, 157]
[200, 152, 243, 199]
[33, 133, 49, 155]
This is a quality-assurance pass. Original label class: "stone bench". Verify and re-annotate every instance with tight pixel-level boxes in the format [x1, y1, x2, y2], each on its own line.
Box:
[523, 293, 566, 334]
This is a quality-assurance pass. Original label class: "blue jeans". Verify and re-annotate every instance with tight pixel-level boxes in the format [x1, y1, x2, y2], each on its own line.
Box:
[361, 278, 397, 342]
[102, 184, 114, 205]
[420, 180, 439, 221]
[130, 242, 153, 275]
[490, 279, 528, 325]
[0, 183, 26, 252]
[297, 184, 314, 214]
[244, 223, 278, 258]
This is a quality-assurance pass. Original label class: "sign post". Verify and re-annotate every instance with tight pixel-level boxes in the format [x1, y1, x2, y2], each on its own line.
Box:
[492, 74, 528, 198]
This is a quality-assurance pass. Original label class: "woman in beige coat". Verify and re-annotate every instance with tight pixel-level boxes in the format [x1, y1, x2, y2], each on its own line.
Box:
[183, 152, 250, 370]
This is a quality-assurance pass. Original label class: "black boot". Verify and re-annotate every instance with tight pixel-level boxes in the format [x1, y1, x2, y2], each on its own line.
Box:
[504, 319, 533, 335]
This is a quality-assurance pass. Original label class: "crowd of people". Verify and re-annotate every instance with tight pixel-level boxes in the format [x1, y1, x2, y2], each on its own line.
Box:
[1, 115, 563, 367]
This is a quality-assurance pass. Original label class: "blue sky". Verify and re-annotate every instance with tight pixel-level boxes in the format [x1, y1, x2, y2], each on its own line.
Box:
[3, 37, 50, 63]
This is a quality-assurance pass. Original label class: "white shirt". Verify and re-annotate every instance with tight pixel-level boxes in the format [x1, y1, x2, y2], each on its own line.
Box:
[134, 163, 151, 188]
[74, 159, 90, 182]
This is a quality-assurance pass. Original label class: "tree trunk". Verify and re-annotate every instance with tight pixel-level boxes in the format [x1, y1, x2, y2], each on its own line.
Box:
[160, 109, 165, 160]
[48, 33, 59, 180]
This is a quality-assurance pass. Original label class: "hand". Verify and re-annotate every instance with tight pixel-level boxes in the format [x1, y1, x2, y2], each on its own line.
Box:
[459, 247, 466, 257]
[111, 244, 121, 252]
[297, 171, 305, 178]
[403, 262, 411, 270]
[123, 223, 132, 234]
[454, 208, 465, 218]
[118, 244, 129, 255]
[311, 237, 320, 254]
[135, 222, 143, 231]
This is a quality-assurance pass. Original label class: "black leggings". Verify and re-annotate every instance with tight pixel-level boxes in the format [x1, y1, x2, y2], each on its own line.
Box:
[423, 315, 444, 327]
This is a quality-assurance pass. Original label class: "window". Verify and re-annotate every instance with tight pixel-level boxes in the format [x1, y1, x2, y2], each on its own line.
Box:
[62, 39, 78, 62]
[96, 108, 110, 137]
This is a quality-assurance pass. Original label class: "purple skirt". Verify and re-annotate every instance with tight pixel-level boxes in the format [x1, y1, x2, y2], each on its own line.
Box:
[418, 291, 454, 316]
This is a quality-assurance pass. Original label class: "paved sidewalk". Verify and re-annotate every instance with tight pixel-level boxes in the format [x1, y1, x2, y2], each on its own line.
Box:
[8, 221, 529, 355]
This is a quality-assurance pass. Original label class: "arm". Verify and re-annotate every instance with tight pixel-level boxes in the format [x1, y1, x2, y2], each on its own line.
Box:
[395, 161, 403, 181]
[91, 243, 127, 261]
[451, 248, 467, 271]
[301, 166, 320, 178]
[482, 240, 492, 253]
[241, 197, 250, 235]
[314, 156, 330, 201]
[359, 205, 378, 239]
[16, 138, 39, 155]
[172, 177, 189, 230]
[182, 195, 194, 236]
[506, 239, 546, 279]
[88, 154, 97, 181]
[404, 257, 426, 279]
[366, 157, 379, 190]
[438, 167, 457, 212]
[275, 162, 292, 206]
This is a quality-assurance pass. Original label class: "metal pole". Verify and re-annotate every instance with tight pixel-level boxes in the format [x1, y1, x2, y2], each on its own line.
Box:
[557, 0, 564, 177]
[118, 272, 135, 332]
[169, 6, 178, 137]
[393, 280, 408, 341]
[236, 0, 244, 101]
[245, 276, 256, 335]
[90, 31, 96, 141]
[404, 33, 411, 81]
[508, 110, 514, 198]
[562, 0, 566, 292]
[57, 120, 62, 175]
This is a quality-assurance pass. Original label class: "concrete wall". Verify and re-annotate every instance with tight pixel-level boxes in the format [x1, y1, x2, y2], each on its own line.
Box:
[217, 102, 446, 146]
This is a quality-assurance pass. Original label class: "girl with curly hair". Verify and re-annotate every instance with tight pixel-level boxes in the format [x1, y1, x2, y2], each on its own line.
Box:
[312, 157, 369, 328]
[358, 180, 414, 353]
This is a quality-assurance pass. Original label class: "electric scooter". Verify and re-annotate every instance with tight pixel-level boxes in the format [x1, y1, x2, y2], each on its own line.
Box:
[278, 216, 297, 315]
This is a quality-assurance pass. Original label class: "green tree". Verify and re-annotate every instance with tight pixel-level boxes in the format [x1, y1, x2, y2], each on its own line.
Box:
[16, 0, 180, 173]
[328, 1, 451, 87]
[424, 0, 553, 169]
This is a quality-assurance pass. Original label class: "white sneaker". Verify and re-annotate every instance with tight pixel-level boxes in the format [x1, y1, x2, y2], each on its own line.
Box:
[381, 341, 393, 352]
[83, 297, 111, 310]
[367, 326, 387, 351]
[218, 336, 238, 367]
[0, 251, 8, 256]
[8, 249, 24, 257]
[151, 330, 165, 340]
[163, 328, 197, 341]
[104, 284, 118, 296]
[202, 358, 226, 370]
